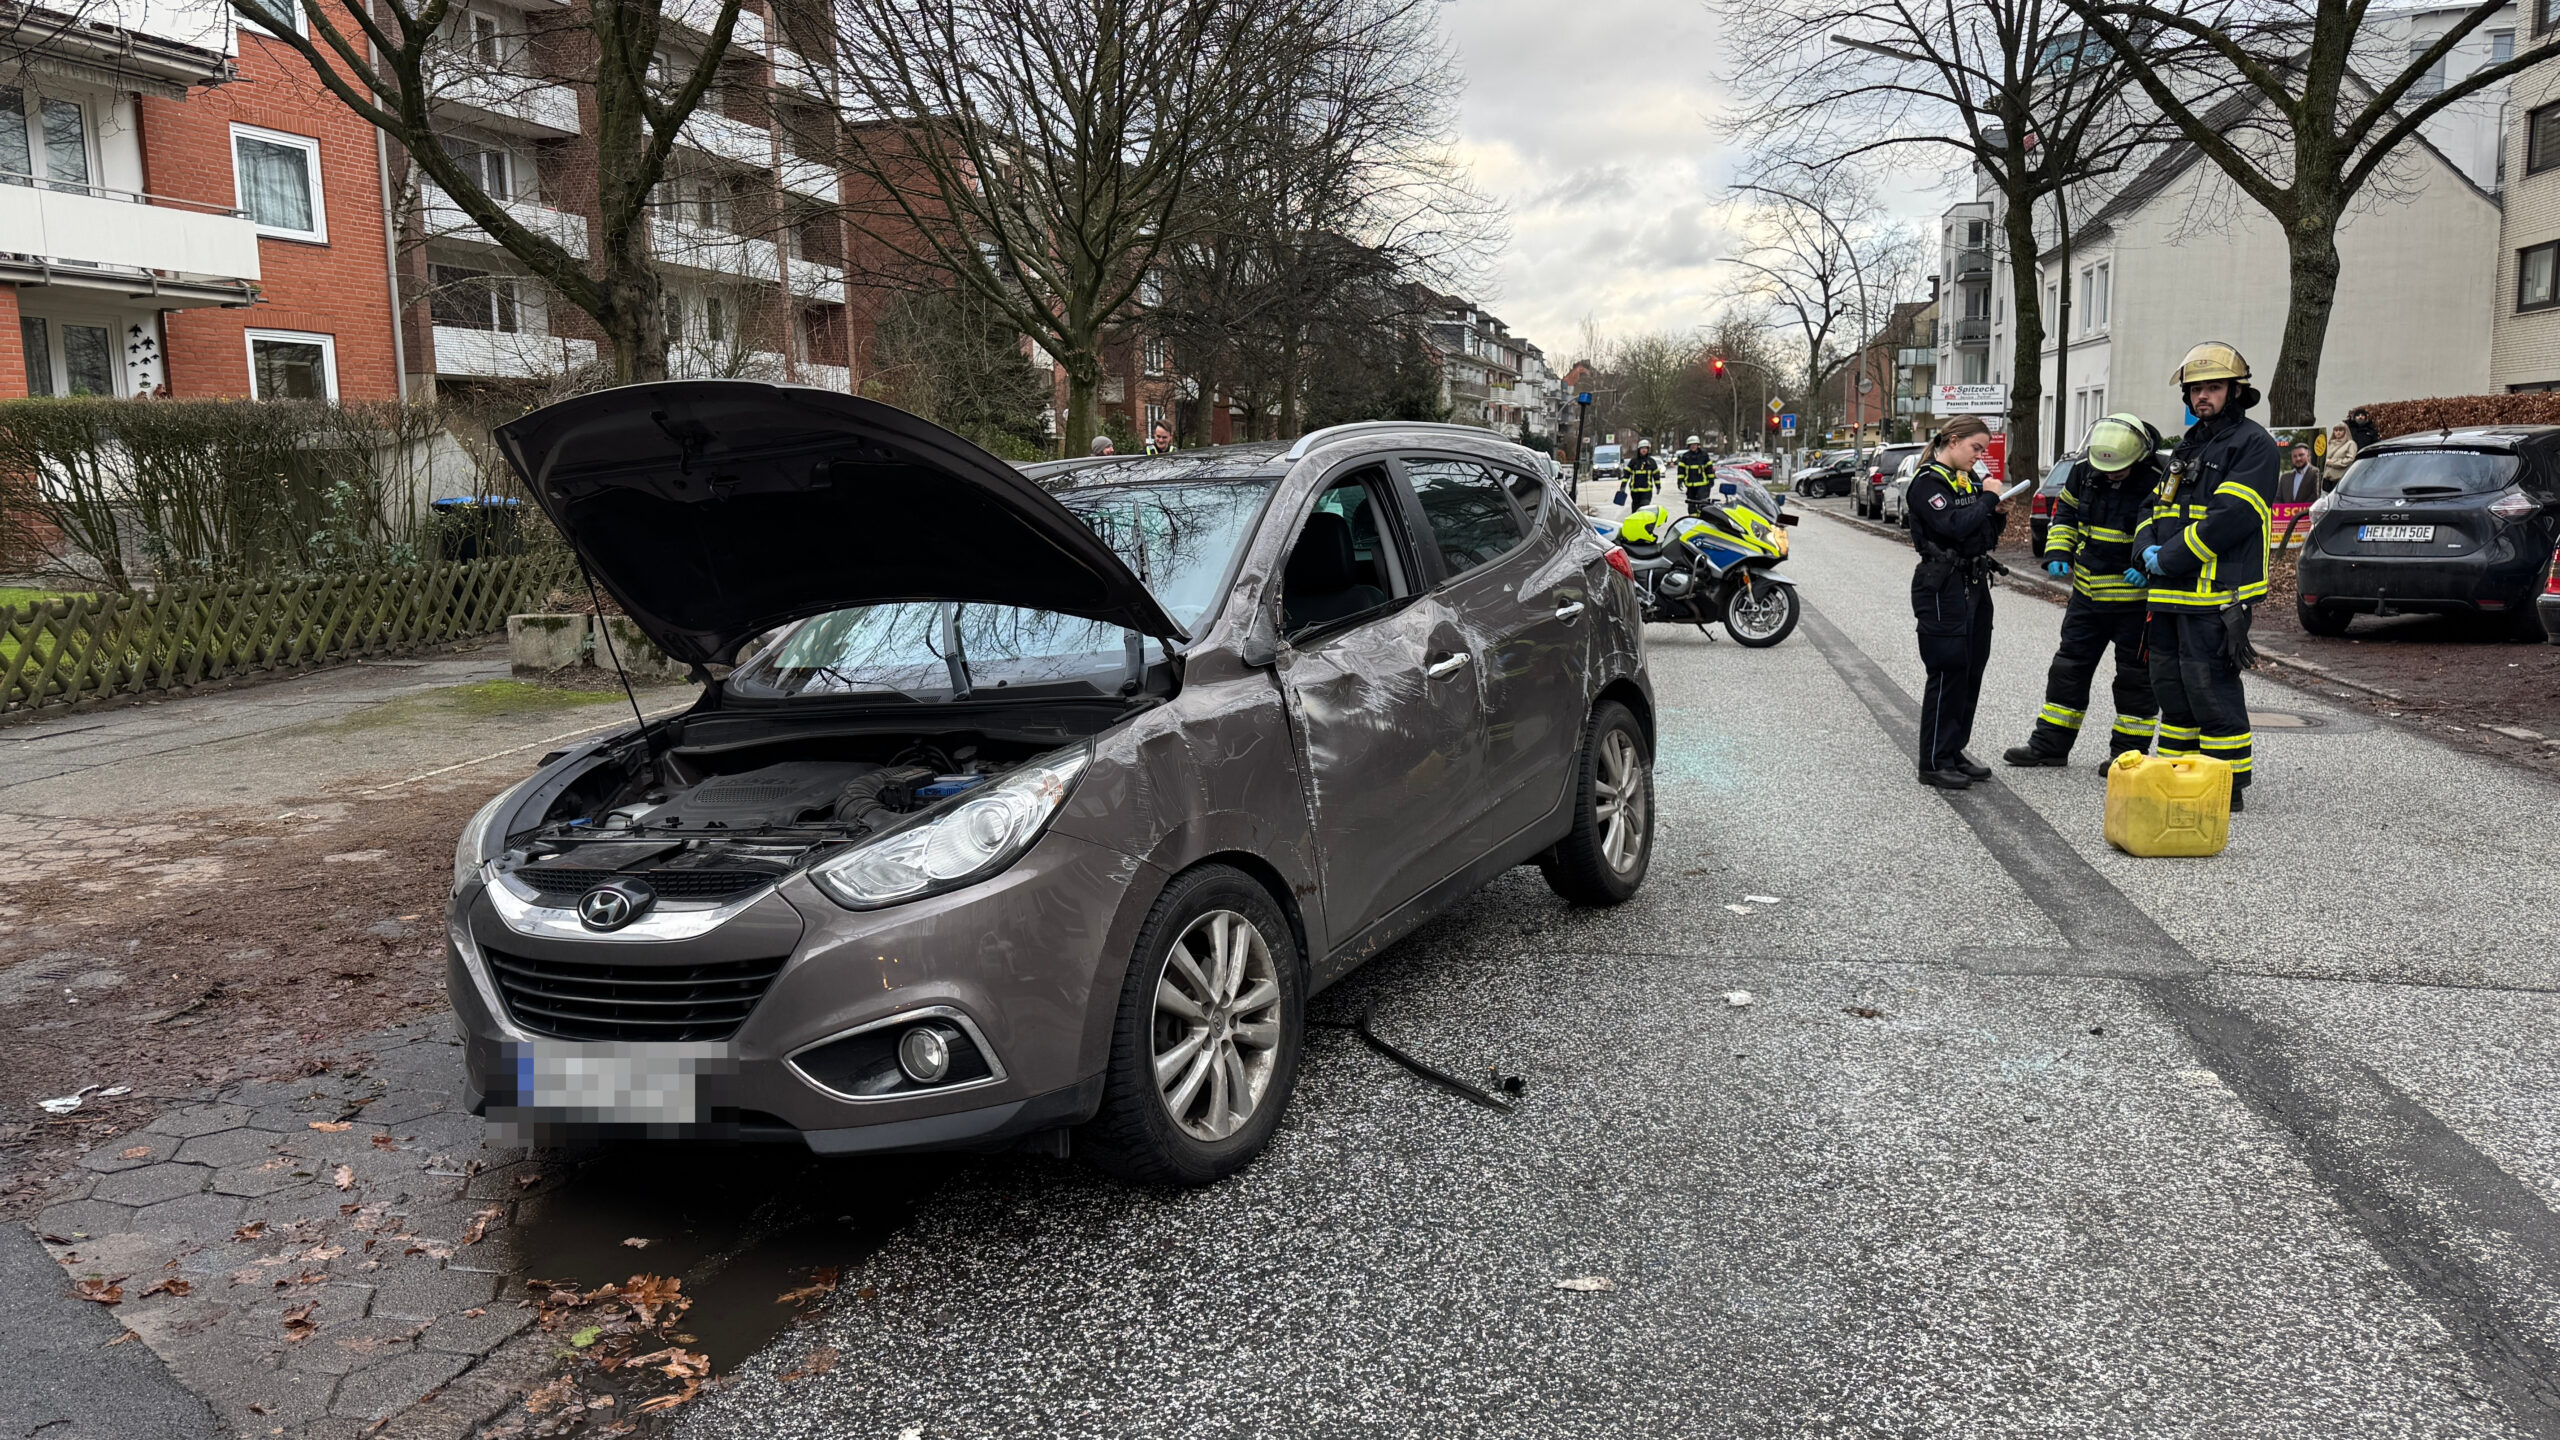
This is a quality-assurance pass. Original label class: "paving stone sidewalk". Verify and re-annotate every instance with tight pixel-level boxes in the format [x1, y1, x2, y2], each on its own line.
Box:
[29, 1018, 565, 1440]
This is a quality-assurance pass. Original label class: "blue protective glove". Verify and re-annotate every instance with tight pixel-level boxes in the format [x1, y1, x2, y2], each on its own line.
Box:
[2045, 560, 2070, 578]
[2142, 544, 2165, 574]
[2122, 567, 2147, 587]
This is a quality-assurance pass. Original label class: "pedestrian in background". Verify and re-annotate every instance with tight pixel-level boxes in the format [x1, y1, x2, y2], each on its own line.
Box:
[1147, 422, 1175, 456]
[2004, 413, 2163, 770]
[2322, 422, 2358, 489]
[2280, 444, 2319, 504]
[2137, 341, 2279, 810]
[1907, 415, 2008, 790]
[1091, 435, 1116, 456]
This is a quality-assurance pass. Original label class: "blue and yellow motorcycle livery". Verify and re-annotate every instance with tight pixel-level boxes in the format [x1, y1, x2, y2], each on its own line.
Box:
[1597, 497, 1802, 646]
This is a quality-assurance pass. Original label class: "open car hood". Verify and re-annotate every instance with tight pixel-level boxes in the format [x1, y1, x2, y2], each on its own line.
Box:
[494, 382, 1186, 667]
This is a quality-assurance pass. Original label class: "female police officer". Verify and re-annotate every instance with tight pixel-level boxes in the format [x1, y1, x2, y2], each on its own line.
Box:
[1907, 415, 2008, 789]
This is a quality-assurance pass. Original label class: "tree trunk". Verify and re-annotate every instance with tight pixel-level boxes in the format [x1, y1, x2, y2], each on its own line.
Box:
[2269, 210, 2342, 427]
[2001, 195, 2045, 485]
[1063, 362, 1102, 454]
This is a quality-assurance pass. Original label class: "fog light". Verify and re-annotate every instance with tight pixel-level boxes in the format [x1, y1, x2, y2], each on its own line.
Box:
[897, 1026, 953, 1083]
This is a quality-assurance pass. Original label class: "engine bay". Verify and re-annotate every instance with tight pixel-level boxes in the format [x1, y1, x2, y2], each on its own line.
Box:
[494, 734, 1050, 907]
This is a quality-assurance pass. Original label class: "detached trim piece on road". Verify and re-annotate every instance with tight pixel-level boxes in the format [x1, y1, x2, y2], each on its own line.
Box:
[1797, 597, 2560, 1436]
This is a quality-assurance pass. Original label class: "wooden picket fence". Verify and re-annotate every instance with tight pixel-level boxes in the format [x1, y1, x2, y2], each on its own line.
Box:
[0, 554, 575, 716]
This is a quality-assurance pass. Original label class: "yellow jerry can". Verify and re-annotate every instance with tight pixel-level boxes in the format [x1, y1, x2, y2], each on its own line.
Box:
[2103, 753, 2232, 857]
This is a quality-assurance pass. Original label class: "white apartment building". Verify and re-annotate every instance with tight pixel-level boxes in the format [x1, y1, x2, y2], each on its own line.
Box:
[2493, 14, 2560, 390]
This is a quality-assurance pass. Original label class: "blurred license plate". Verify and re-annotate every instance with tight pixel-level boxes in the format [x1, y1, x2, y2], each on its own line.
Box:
[2358, 524, 2434, 542]
[504, 1042, 730, 1123]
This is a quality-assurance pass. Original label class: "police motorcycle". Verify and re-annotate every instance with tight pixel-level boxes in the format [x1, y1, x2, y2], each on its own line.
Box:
[1597, 482, 1802, 646]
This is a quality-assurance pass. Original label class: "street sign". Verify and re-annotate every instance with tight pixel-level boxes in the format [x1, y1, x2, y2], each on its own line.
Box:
[1934, 383, 2009, 413]
[1857, 375, 1875, 394]
[1779, 413, 1797, 437]
[1766, 397, 1785, 414]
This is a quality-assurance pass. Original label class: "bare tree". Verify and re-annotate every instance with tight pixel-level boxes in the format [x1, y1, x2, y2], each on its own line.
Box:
[1721, 171, 1922, 449]
[235, 0, 749, 381]
[830, 0, 1303, 449]
[2061, 0, 2554, 423]
[1723, 0, 2162, 477]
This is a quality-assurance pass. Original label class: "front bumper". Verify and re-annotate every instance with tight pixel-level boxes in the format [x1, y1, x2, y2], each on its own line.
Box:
[444, 829, 1158, 1152]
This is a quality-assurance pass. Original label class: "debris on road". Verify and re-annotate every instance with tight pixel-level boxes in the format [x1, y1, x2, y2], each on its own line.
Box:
[1723, 903, 1755, 914]
[779, 1345, 840, 1383]
[621, 1236, 653, 1249]
[1843, 1007, 1885, 1020]
[1555, 1276, 1618, 1292]
[777, 1267, 840, 1307]
[36, 1084, 129, 1115]
[1723, 991, 1755, 1008]
[1745, 894, 1783, 904]
[70, 1276, 123, 1304]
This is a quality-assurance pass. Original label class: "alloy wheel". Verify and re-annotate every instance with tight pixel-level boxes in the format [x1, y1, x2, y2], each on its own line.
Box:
[1595, 728, 1649, 875]
[1728, 586, 1795, 643]
[1151, 910, 1283, 1141]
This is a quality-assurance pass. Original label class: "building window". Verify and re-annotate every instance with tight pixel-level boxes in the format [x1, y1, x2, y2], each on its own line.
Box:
[17, 316, 120, 397]
[2407, 39, 2444, 98]
[232, 124, 326, 241]
[430, 264, 519, 332]
[0, 87, 93, 192]
[2521, 242, 2560, 312]
[439, 136, 512, 200]
[2540, 0, 2556, 37]
[1142, 336, 1166, 375]
[2532, 104, 2560, 175]
[2493, 29, 2516, 62]
[237, 0, 303, 35]
[245, 329, 337, 400]
[2086, 262, 2110, 328]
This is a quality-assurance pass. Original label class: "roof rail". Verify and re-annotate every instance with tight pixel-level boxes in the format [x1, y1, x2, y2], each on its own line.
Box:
[1281, 421, 1528, 463]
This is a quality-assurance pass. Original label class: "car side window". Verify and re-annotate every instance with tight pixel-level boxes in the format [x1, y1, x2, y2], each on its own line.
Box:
[1282, 467, 1410, 638]
[1502, 465, 1545, 522]
[1404, 458, 1527, 579]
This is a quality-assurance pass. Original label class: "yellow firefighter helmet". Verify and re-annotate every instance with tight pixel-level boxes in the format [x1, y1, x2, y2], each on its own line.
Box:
[2084, 413, 2156, 473]
[2172, 341, 2250, 387]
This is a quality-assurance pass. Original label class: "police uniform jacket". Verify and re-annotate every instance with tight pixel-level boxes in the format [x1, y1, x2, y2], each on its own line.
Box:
[2042, 458, 2159, 607]
[1676, 447, 1715, 491]
[1907, 459, 2004, 628]
[2137, 408, 2279, 609]
[1624, 453, 1663, 490]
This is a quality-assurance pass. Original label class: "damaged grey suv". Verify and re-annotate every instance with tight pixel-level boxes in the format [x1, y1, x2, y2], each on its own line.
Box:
[448, 381, 1654, 1184]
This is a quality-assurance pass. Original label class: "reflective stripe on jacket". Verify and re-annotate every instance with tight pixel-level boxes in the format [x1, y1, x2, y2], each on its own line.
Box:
[1676, 449, 1716, 490]
[2044, 460, 2158, 606]
[1625, 454, 1662, 490]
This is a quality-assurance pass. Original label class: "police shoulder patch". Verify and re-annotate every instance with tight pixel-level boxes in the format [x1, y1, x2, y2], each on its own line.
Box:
[1929, 494, 1948, 510]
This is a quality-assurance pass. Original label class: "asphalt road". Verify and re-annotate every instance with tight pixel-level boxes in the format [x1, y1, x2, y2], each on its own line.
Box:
[669, 508, 2560, 1439]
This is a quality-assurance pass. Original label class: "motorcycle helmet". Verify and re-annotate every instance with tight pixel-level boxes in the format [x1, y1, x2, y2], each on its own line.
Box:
[2172, 341, 2249, 387]
[2083, 412, 2156, 474]
[1617, 505, 1670, 544]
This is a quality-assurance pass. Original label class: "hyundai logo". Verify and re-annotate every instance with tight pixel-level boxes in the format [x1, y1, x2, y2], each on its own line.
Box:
[577, 880, 655, 931]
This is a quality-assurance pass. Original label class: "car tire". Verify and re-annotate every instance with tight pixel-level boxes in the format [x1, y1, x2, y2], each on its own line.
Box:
[1538, 700, 1653, 906]
[1079, 865, 1305, 1187]
[2297, 599, 2352, 637]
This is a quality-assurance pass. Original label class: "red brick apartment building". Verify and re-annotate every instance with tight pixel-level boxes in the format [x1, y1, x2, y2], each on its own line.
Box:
[1, 0, 399, 401]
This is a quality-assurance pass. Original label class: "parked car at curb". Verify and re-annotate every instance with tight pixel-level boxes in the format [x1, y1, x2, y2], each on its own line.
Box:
[1793, 450, 1859, 498]
[2296, 426, 2560, 640]
[1879, 450, 1926, 526]
[1855, 443, 1924, 518]
[448, 383, 1656, 1186]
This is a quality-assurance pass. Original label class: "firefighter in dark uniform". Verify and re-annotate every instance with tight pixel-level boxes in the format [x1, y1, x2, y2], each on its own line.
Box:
[2002, 413, 2164, 769]
[1623, 441, 1663, 509]
[1906, 415, 2009, 789]
[2137, 341, 2279, 810]
[1676, 435, 1717, 514]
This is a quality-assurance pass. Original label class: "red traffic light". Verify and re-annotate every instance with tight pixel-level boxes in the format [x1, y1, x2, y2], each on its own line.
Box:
[1712, 357, 1727, 377]
[1767, 415, 1780, 429]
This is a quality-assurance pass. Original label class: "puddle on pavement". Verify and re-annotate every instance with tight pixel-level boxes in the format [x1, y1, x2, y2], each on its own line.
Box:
[504, 1144, 956, 1371]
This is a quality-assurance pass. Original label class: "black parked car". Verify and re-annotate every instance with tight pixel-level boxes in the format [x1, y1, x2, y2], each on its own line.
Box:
[2296, 426, 2560, 640]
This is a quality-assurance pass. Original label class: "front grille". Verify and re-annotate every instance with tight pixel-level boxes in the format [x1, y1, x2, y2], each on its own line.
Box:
[514, 867, 780, 904]
[485, 947, 785, 1042]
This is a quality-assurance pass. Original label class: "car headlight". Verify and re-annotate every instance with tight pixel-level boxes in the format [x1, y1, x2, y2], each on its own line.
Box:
[454, 790, 512, 892]
[811, 743, 1092, 909]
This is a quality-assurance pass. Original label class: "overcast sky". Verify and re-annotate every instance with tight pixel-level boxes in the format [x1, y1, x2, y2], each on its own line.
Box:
[1443, 0, 1952, 367]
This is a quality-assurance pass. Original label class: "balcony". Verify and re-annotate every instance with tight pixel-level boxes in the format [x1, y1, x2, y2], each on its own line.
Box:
[653, 215, 779, 281]
[433, 325, 597, 379]
[681, 109, 773, 169]
[771, 45, 830, 100]
[778, 153, 838, 203]
[1953, 247, 1991, 280]
[1950, 317, 1990, 347]
[0, 181, 259, 306]
[436, 70, 580, 137]
[663, 0, 766, 49]
[786, 255, 844, 300]
[421, 184, 588, 261]
[797, 362, 850, 392]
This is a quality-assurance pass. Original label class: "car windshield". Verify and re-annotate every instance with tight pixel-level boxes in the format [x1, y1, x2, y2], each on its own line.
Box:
[2338, 450, 2521, 499]
[726, 479, 1272, 701]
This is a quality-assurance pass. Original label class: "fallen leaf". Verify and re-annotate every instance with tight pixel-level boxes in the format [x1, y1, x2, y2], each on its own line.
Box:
[1555, 1276, 1618, 1292]
[138, 1276, 192, 1298]
[104, 1329, 139, 1347]
[775, 1267, 839, 1306]
[308, 1121, 351, 1133]
[514, 1172, 542, 1189]
[461, 1307, 487, 1319]
[71, 1277, 124, 1304]
[329, 1164, 354, 1191]
[298, 1245, 345, 1262]
[118, 1146, 152, 1160]
[570, 1326, 603, 1348]
[1843, 1006, 1884, 1020]
[1723, 903, 1755, 915]
[621, 1237, 652, 1249]
[779, 1344, 838, 1382]
[522, 1376, 583, 1416]
[459, 1207, 503, 1246]
[634, 1386, 699, 1415]
[280, 1302, 319, 1341]
[369, 1135, 398, 1150]
[620, 1274, 687, 1326]
[273, 1271, 326, 1289]
[233, 1222, 268, 1241]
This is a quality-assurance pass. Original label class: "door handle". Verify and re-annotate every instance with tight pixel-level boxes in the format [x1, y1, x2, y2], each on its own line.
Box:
[1554, 601, 1586, 622]
[1424, 652, 1472, 678]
